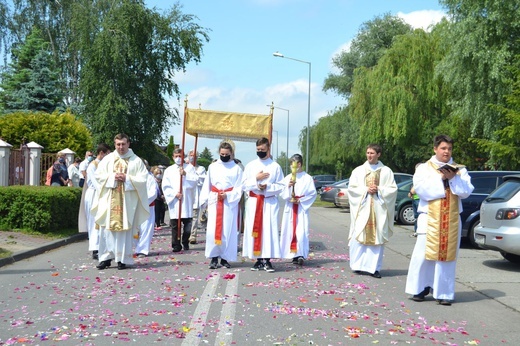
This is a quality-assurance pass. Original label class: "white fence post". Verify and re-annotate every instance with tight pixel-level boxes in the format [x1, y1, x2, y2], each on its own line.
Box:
[27, 142, 44, 186]
[0, 139, 13, 187]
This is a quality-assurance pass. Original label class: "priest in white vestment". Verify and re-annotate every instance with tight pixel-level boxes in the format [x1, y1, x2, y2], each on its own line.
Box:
[405, 134, 473, 305]
[200, 140, 244, 269]
[162, 148, 197, 252]
[280, 154, 317, 265]
[135, 165, 159, 257]
[242, 137, 284, 272]
[92, 134, 150, 270]
[347, 144, 397, 279]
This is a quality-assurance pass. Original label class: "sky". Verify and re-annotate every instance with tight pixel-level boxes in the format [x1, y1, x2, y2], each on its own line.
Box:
[146, 0, 446, 168]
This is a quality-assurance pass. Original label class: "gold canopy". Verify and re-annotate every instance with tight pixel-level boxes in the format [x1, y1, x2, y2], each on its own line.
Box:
[185, 108, 272, 142]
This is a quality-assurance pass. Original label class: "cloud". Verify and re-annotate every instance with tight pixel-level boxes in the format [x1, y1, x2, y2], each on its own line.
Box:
[397, 9, 446, 31]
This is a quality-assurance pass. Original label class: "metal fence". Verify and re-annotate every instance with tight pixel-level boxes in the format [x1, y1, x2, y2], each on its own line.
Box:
[8, 148, 57, 186]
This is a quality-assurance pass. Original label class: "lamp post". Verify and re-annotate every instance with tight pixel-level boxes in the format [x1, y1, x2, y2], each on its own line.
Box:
[267, 105, 290, 175]
[273, 52, 311, 174]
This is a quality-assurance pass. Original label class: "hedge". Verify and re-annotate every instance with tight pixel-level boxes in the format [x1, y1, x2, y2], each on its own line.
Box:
[0, 185, 82, 233]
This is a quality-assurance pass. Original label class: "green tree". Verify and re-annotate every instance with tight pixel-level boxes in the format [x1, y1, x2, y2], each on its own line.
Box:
[0, 110, 92, 153]
[348, 25, 458, 172]
[79, 1, 209, 159]
[0, 27, 63, 112]
[323, 13, 413, 99]
[199, 147, 213, 161]
[471, 61, 520, 170]
[437, 0, 520, 139]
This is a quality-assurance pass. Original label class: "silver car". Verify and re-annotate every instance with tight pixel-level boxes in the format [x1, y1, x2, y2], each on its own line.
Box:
[320, 179, 349, 205]
[474, 175, 520, 263]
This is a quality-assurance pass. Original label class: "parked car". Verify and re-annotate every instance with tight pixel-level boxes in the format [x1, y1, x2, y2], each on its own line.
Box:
[335, 187, 350, 209]
[320, 179, 349, 205]
[313, 174, 336, 192]
[336, 173, 412, 211]
[461, 171, 520, 247]
[395, 180, 415, 225]
[474, 175, 520, 263]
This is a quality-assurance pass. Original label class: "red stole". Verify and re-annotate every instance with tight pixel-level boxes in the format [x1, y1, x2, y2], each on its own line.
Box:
[249, 191, 265, 256]
[211, 186, 234, 245]
[291, 196, 304, 253]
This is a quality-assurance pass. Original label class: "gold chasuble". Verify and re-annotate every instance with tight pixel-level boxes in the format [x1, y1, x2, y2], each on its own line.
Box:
[109, 157, 128, 231]
[359, 169, 380, 245]
[425, 161, 460, 261]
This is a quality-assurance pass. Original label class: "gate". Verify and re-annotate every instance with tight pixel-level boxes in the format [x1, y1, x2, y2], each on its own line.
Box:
[8, 146, 29, 186]
[40, 153, 57, 186]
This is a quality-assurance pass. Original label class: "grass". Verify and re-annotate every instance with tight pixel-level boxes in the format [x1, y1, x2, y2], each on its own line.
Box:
[312, 199, 336, 208]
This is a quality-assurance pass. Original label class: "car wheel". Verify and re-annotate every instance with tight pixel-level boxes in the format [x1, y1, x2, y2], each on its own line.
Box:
[500, 252, 520, 263]
[398, 204, 416, 225]
[467, 220, 480, 248]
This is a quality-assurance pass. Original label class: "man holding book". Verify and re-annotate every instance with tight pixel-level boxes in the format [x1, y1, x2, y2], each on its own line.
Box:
[405, 134, 474, 306]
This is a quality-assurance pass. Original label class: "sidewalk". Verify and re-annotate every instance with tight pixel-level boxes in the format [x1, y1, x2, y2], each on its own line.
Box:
[0, 231, 87, 268]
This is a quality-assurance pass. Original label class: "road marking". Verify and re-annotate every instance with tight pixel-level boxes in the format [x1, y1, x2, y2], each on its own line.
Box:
[215, 273, 239, 345]
[182, 273, 220, 345]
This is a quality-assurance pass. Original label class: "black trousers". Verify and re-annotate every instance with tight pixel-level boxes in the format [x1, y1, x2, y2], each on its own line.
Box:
[171, 218, 192, 250]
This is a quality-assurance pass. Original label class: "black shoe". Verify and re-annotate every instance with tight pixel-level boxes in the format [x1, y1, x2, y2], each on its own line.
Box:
[220, 259, 231, 269]
[172, 246, 182, 252]
[264, 261, 275, 272]
[251, 261, 264, 271]
[182, 243, 189, 251]
[412, 287, 431, 302]
[96, 260, 111, 270]
[92, 251, 98, 260]
[209, 259, 218, 270]
[371, 271, 382, 279]
[297, 257, 304, 266]
[437, 299, 452, 306]
[117, 262, 126, 270]
[292, 258, 299, 264]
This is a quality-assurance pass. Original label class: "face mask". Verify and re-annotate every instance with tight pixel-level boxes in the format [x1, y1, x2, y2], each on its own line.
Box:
[59, 158, 65, 164]
[87, 156, 94, 162]
[257, 151, 268, 159]
[174, 157, 182, 166]
[189, 156, 194, 163]
[156, 174, 163, 180]
[220, 155, 231, 162]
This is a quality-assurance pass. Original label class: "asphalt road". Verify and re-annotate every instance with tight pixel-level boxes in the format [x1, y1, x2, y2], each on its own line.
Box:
[1, 205, 519, 345]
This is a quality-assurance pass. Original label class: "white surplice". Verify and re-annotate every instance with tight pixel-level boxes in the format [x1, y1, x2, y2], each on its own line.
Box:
[405, 156, 474, 300]
[279, 171, 317, 259]
[84, 160, 101, 251]
[162, 163, 197, 219]
[134, 172, 159, 255]
[92, 149, 150, 265]
[347, 161, 397, 274]
[199, 159, 243, 261]
[242, 157, 284, 259]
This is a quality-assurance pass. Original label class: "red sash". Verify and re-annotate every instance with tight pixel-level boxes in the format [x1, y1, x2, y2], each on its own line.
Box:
[211, 186, 233, 244]
[249, 191, 265, 256]
[291, 196, 304, 253]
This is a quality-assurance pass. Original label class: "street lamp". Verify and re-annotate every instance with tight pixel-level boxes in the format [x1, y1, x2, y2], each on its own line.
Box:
[273, 52, 311, 174]
[267, 104, 290, 175]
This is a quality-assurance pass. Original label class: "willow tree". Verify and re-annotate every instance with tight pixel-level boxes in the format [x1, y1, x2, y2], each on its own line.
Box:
[323, 13, 413, 99]
[437, 0, 520, 139]
[79, 1, 209, 157]
[349, 25, 451, 172]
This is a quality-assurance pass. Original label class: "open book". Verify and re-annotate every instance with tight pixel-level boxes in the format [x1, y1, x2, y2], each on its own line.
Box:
[437, 163, 465, 172]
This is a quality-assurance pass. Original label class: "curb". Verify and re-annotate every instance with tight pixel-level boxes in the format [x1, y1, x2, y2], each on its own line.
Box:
[0, 233, 88, 268]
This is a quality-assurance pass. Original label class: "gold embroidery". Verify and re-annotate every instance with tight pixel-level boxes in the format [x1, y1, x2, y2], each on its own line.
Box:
[109, 157, 128, 231]
[359, 170, 380, 245]
[425, 161, 460, 261]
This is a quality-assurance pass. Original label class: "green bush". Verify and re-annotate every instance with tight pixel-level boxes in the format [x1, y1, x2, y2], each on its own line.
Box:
[0, 185, 82, 233]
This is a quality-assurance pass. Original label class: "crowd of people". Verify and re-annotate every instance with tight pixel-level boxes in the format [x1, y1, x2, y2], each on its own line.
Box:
[73, 132, 474, 306]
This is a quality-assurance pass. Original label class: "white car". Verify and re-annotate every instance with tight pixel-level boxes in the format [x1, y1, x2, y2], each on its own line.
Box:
[474, 175, 520, 263]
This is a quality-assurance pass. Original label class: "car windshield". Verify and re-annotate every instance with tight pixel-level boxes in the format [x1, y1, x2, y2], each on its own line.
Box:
[485, 180, 520, 202]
